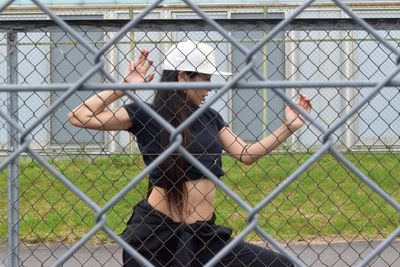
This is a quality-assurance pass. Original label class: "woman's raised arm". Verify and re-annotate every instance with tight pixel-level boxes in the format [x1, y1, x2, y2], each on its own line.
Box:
[67, 49, 155, 131]
[219, 94, 312, 165]
[67, 90, 132, 130]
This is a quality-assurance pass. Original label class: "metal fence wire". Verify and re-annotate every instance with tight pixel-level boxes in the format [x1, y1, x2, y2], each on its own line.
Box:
[0, 0, 400, 266]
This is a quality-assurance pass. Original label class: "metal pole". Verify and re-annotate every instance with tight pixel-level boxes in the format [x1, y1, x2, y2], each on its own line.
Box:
[7, 29, 19, 267]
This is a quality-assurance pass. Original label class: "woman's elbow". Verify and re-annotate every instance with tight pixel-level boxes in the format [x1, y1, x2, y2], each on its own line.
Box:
[67, 111, 83, 127]
[240, 156, 255, 165]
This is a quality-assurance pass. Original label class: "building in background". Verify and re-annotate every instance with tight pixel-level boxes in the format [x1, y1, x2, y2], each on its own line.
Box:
[1, 1, 400, 155]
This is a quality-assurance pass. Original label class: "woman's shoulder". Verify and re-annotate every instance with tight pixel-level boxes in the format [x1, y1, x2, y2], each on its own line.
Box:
[207, 107, 220, 116]
[123, 101, 153, 110]
[122, 101, 156, 135]
[123, 101, 156, 118]
[203, 106, 222, 119]
[201, 107, 226, 130]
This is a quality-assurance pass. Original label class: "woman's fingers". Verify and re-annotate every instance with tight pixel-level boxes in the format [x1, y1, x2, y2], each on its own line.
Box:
[298, 94, 312, 112]
[138, 49, 147, 66]
[134, 53, 143, 68]
[305, 96, 312, 112]
[145, 59, 154, 70]
[145, 72, 155, 83]
[142, 49, 150, 66]
[128, 49, 153, 75]
[133, 49, 148, 68]
[304, 97, 312, 112]
[123, 49, 154, 83]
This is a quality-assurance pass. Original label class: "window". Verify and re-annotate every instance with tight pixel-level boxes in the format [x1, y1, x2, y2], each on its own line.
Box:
[50, 15, 105, 146]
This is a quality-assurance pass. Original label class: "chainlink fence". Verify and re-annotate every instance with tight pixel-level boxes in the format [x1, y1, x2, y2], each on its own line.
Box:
[0, 0, 400, 266]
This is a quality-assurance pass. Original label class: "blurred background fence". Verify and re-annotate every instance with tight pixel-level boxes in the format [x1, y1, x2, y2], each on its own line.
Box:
[0, 1, 400, 266]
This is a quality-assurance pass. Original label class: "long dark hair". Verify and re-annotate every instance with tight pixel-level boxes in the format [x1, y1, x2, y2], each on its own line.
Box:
[151, 70, 197, 219]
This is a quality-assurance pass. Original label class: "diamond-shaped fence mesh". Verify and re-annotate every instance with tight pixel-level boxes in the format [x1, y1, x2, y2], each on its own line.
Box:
[0, 0, 399, 266]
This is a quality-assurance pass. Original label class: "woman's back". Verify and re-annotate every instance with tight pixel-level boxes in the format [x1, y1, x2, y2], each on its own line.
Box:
[148, 179, 217, 224]
[124, 101, 223, 223]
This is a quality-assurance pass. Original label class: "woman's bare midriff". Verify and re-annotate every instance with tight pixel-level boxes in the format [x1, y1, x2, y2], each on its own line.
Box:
[147, 179, 216, 224]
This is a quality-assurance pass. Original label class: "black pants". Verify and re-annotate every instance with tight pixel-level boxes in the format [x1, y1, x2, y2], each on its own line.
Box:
[121, 200, 294, 267]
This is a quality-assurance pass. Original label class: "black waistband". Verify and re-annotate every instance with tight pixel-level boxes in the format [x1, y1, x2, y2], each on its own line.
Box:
[139, 199, 217, 224]
[121, 199, 232, 267]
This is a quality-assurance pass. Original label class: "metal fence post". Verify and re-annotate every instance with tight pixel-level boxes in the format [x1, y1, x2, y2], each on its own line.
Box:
[6, 29, 19, 267]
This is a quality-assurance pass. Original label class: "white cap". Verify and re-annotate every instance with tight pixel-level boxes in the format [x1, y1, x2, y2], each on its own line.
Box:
[162, 40, 231, 76]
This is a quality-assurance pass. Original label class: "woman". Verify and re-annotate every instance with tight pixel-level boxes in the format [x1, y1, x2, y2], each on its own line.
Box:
[68, 40, 311, 267]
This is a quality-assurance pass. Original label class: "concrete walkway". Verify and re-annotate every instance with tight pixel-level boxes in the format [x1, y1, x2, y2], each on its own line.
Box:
[1, 239, 399, 266]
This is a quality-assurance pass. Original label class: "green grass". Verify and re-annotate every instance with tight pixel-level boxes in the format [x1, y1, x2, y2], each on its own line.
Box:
[0, 153, 399, 245]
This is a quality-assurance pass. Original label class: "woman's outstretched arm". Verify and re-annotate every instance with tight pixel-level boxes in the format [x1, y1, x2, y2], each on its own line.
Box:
[219, 94, 312, 165]
[67, 49, 154, 131]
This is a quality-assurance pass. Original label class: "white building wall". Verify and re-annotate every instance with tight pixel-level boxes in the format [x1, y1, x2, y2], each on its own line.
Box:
[1, 3, 400, 153]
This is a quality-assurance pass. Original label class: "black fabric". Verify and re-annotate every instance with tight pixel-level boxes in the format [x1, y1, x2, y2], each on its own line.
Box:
[121, 200, 294, 267]
[123, 102, 227, 187]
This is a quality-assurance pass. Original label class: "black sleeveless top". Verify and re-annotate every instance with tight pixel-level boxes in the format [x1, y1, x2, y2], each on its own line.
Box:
[123, 102, 227, 187]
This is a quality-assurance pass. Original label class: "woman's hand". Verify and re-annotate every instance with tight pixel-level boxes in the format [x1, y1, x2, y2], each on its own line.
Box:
[123, 49, 155, 84]
[284, 94, 312, 132]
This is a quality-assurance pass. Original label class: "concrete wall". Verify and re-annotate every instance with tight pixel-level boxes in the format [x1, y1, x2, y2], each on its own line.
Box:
[2, 3, 400, 153]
